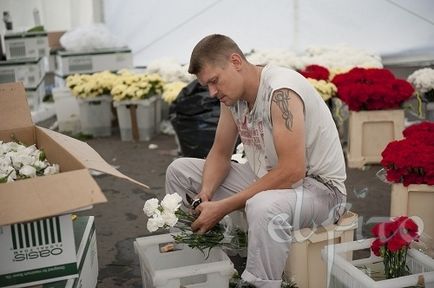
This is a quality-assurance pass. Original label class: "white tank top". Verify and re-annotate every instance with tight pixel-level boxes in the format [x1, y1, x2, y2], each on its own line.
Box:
[229, 64, 346, 195]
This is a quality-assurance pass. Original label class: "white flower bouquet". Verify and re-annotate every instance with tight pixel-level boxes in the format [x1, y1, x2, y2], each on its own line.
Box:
[300, 44, 383, 77]
[143, 193, 247, 257]
[66, 71, 117, 99]
[407, 68, 434, 102]
[111, 70, 165, 102]
[0, 139, 59, 183]
[146, 58, 194, 83]
[246, 48, 302, 69]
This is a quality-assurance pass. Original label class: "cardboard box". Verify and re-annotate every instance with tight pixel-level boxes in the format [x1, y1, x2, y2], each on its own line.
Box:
[346, 109, 404, 168]
[0, 57, 45, 89]
[31, 216, 98, 288]
[0, 215, 76, 288]
[47, 32, 65, 50]
[55, 48, 133, 76]
[284, 211, 358, 288]
[390, 184, 434, 239]
[4, 32, 49, 60]
[0, 82, 148, 226]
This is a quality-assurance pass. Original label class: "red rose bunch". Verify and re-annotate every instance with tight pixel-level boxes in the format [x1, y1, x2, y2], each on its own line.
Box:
[332, 68, 414, 111]
[381, 122, 434, 186]
[371, 216, 419, 279]
[299, 65, 330, 81]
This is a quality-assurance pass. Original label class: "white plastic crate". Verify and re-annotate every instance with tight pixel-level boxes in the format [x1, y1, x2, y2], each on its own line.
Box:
[25, 79, 45, 111]
[52, 87, 81, 134]
[0, 57, 45, 89]
[134, 233, 234, 288]
[4, 31, 49, 60]
[55, 48, 133, 76]
[113, 97, 159, 141]
[77, 96, 112, 137]
[321, 238, 434, 288]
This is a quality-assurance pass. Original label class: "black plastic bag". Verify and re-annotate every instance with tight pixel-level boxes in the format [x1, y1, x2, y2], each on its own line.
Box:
[170, 80, 220, 158]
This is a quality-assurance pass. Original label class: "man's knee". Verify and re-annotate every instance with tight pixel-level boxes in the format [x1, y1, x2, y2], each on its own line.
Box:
[245, 192, 290, 225]
[166, 158, 189, 181]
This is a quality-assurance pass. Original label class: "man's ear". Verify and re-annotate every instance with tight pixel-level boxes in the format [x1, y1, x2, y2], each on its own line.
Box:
[230, 53, 243, 70]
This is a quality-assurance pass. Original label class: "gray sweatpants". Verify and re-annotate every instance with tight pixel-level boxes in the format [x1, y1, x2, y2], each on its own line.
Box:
[165, 158, 346, 288]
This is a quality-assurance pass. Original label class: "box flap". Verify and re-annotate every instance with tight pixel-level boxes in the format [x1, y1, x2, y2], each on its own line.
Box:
[0, 83, 33, 130]
[38, 127, 149, 189]
[0, 170, 107, 226]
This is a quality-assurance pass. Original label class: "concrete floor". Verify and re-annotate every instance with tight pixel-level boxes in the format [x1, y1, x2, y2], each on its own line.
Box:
[62, 128, 392, 288]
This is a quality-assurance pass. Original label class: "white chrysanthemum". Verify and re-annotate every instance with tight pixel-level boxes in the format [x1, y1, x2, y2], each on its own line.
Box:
[161, 193, 183, 213]
[143, 198, 159, 217]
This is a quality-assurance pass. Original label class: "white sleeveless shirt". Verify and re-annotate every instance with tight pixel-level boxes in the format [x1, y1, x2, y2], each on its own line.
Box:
[229, 64, 346, 195]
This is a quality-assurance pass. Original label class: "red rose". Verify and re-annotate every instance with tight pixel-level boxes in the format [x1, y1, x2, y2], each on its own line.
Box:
[371, 238, 384, 256]
[299, 65, 330, 81]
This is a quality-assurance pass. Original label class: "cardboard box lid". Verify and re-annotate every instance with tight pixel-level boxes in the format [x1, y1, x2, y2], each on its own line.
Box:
[0, 83, 33, 130]
[0, 83, 149, 225]
[40, 127, 147, 188]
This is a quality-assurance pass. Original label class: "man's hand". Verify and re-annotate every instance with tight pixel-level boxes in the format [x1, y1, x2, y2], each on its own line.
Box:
[191, 200, 227, 234]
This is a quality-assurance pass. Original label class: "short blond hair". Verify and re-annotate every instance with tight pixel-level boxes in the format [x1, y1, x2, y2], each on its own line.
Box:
[188, 34, 246, 75]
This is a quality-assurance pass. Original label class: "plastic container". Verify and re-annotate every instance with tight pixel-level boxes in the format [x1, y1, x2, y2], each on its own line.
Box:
[113, 96, 159, 141]
[134, 233, 234, 288]
[77, 95, 112, 137]
[52, 87, 80, 134]
[321, 238, 434, 288]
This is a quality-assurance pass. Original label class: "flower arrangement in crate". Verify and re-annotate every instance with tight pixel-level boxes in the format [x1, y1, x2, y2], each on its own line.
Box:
[143, 193, 247, 257]
[66, 71, 117, 98]
[371, 216, 419, 279]
[332, 68, 414, 111]
[0, 139, 59, 183]
[380, 121, 434, 186]
[407, 68, 434, 120]
[111, 70, 164, 102]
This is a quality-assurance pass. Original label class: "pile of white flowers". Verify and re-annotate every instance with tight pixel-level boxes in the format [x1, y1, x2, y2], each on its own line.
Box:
[0, 141, 59, 183]
[299, 44, 383, 76]
[143, 193, 183, 232]
[246, 48, 303, 69]
[146, 58, 194, 83]
[407, 68, 434, 95]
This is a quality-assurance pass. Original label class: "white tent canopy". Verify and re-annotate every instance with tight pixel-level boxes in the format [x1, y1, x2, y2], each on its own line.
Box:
[104, 0, 434, 66]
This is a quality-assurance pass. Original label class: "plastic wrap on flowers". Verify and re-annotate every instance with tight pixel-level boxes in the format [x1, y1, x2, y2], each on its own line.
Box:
[169, 80, 220, 159]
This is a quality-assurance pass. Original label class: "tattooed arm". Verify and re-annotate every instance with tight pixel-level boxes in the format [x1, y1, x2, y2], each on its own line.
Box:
[270, 88, 306, 186]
